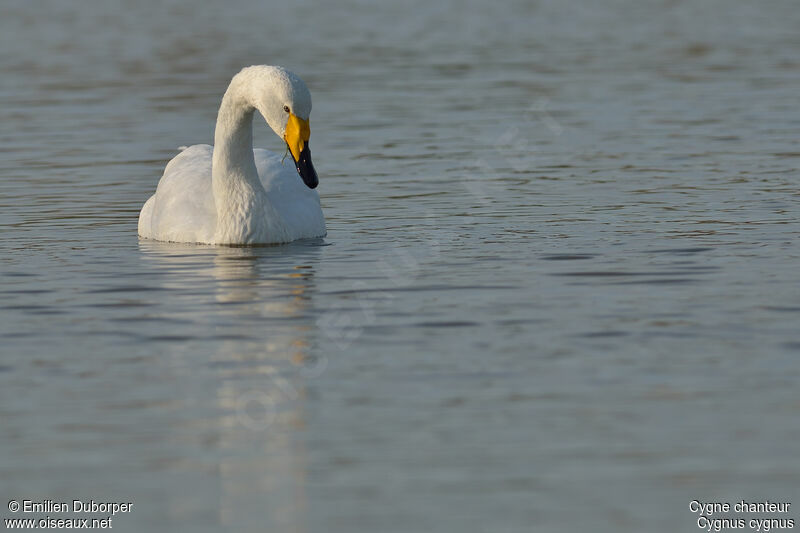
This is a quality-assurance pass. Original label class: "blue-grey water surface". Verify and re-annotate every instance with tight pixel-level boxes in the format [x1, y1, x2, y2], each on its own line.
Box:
[1, 0, 799, 531]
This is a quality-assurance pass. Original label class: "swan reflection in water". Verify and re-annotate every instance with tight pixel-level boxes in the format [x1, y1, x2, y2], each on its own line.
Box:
[138, 239, 324, 532]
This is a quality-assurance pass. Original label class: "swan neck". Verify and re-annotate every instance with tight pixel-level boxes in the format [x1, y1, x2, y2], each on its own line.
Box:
[210, 80, 276, 244]
[212, 87, 259, 181]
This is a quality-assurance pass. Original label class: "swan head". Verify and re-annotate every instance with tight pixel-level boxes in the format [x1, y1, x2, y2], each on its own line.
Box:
[238, 65, 318, 189]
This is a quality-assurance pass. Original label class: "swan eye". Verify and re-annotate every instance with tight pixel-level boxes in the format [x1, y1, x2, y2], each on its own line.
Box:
[283, 105, 290, 113]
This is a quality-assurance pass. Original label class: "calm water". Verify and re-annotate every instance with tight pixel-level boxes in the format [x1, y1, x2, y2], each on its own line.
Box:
[1, 0, 799, 531]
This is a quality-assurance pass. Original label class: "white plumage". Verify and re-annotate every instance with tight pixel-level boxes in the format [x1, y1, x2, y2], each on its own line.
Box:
[138, 66, 326, 245]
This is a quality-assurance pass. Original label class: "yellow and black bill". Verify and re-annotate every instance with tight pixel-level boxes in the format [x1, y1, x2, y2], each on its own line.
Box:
[284, 113, 319, 189]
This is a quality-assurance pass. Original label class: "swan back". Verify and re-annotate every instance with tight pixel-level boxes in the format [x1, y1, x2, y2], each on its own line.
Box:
[144, 145, 217, 243]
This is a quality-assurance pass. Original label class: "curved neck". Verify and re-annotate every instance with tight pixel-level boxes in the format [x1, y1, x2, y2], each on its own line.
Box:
[211, 82, 274, 243]
[212, 87, 262, 189]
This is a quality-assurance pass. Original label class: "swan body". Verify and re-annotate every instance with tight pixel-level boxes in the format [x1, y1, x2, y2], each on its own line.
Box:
[138, 65, 326, 245]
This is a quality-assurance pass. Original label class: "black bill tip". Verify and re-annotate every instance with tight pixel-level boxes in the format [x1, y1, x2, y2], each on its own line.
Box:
[293, 143, 318, 189]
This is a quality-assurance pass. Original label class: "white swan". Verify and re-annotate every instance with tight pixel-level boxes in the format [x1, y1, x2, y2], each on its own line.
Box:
[138, 65, 326, 245]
